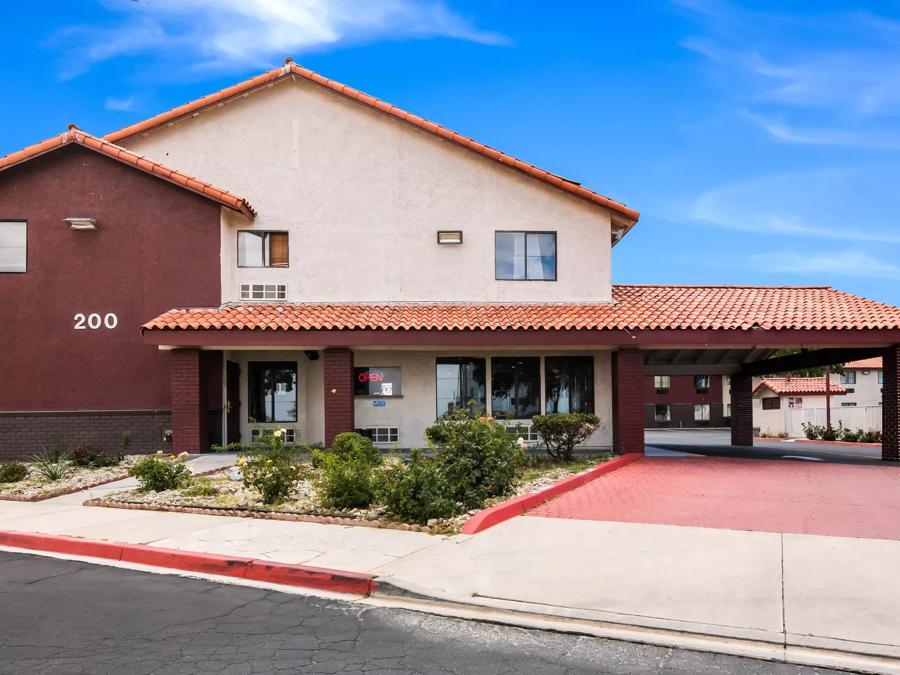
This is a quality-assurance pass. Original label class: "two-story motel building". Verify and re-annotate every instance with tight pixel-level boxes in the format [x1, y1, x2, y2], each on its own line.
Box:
[2, 60, 899, 461]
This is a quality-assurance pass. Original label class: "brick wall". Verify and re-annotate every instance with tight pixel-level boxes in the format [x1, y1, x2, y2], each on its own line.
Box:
[612, 349, 645, 454]
[730, 373, 753, 447]
[883, 345, 899, 462]
[0, 410, 171, 461]
[170, 349, 208, 453]
[323, 348, 354, 447]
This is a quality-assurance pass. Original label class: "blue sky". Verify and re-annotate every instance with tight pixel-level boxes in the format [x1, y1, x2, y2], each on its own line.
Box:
[3, 0, 900, 304]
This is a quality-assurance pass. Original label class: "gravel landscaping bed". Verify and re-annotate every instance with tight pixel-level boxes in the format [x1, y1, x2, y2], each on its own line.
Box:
[86, 455, 612, 534]
[0, 456, 142, 502]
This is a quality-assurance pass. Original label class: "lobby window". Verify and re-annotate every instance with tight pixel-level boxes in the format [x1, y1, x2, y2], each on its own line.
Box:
[248, 362, 297, 423]
[694, 375, 710, 393]
[491, 357, 540, 419]
[762, 397, 781, 410]
[694, 403, 711, 422]
[545, 356, 594, 414]
[839, 371, 856, 385]
[237, 231, 289, 267]
[654, 375, 670, 395]
[436, 357, 485, 417]
[354, 367, 401, 397]
[788, 397, 803, 409]
[654, 404, 671, 422]
[0, 221, 26, 273]
[495, 232, 556, 281]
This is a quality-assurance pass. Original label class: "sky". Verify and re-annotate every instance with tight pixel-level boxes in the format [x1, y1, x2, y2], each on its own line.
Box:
[3, 0, 900, 305]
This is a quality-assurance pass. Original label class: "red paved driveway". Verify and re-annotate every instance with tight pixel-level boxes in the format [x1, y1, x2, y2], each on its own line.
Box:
[527, 456, 900, 540]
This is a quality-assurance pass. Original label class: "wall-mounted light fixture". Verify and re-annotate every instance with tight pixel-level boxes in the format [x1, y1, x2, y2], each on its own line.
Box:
[65, 217, 98, 231]
[437, 230, 463, 245]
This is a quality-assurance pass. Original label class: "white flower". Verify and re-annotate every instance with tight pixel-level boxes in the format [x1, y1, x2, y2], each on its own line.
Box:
[273, 429, 282, 438]
[516, 437, 527, 450]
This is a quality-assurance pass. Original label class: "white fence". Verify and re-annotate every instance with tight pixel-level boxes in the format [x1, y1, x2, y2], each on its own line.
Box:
[758, 406, 882, 437]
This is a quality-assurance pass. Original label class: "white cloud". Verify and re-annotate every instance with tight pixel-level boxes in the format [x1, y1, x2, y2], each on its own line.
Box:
[52, 0, 508, 78]
[104, 96, 134, 111]
[750, 251, 900, 281]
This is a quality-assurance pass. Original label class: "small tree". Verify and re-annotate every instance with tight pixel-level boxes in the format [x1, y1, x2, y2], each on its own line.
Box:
[531, 413, 599, 461]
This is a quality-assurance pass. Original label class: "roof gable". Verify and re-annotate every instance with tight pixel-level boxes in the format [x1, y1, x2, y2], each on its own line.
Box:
[0, 126, 255, 220]
[753, 377, 847, 396]
[104, 60, 638, 234]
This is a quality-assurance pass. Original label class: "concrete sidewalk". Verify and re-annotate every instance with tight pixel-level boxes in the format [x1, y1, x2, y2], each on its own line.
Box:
[2, 464, 900, 670]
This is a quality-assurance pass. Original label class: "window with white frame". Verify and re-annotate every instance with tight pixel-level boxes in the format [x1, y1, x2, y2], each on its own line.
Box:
[241, 284, 286, 301]
[694, 403, 711, 421]
[250, 427, 296, 445]
[504, 424, 541, 443]
[654, 375, 670, 394]
[237, 231, 289, 267]
[0, 221, 26, 273]
[839, 371, 856, 385]
[355, 427, 399, 444]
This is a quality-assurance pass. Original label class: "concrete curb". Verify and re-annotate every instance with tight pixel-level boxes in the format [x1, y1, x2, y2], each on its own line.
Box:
[462, 453, 643, 534]
[0, 530, 376, 596]
[0, 473, 129, 502]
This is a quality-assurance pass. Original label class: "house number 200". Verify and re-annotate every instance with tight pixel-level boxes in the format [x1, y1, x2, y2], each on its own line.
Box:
[74, 313, 118, 330]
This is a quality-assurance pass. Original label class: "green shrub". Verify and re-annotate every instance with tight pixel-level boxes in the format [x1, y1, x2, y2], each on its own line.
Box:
[376, 451, 457, 524]
[181, 477, 220, 497]
[29, 449, 72, 481]
[860, 430, 882, 443]
[130, 455, 191, 492]
[840, 428, 861, 443]
[70, 444, 123, 468]
[425, 409, 524, 509]
[801, 422, 822, 440]
[239, 444, 302, 505]
[531, 413, 600, 461]
[0, 463, 28, 484]
[821, 425, 840, 441]
[330, 432, 382, 466]
[312, 447, 376, 510]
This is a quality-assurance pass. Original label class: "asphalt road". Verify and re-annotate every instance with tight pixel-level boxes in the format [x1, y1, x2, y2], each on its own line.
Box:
[645, 429, 887, 465]
[0, 551, 845, 675]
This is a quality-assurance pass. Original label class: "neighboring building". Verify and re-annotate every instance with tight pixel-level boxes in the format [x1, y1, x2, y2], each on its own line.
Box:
[831, 357, 883, 408]
[644, 374, 728, 428]
[2, 60, 900, 460]
[753, 377, 847, 437]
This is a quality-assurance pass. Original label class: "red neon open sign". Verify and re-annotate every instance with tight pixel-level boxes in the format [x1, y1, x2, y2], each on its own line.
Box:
[357, 371, 384, 383]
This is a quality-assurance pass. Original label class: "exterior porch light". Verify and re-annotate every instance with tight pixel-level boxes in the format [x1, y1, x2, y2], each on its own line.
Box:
[437, 230, 463, 245]
[65, 217, 98, 231]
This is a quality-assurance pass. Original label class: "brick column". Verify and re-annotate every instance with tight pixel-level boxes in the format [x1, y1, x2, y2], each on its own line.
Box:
[170, 349, 208, 453]
[612, 349, 645, 455]
[883, 345, 899, 462]
[730, 372, 753, 447]
[324, 347, 354, 447]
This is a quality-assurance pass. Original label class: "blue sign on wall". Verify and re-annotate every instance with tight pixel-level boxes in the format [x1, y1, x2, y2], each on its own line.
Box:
[372, 400, 386, 408]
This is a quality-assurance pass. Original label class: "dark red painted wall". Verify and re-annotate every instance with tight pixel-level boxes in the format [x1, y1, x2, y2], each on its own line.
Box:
[0, 145, 222, 412]
[644, 374, 723, 405]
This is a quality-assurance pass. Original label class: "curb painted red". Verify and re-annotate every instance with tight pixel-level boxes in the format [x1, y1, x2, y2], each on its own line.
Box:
[755, 437, 881, 449]
[462, 453, 644, 535]
[0, 530, 375, 596]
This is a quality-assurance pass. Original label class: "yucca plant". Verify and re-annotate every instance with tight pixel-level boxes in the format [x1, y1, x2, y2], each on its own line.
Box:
[29, 448, 72, 482]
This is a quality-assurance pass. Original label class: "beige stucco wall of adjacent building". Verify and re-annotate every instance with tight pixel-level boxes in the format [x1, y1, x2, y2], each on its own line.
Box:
[125, 77, 614, 304]
[830, 369, 884, 407]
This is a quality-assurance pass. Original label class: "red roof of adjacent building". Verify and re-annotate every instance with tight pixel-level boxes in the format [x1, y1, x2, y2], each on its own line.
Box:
[104, 60, 639, 231]
[142, 285, 900, 332]
[754, 377, 847, 396]
[0, 127, 255, 220]
[843, 357, 883, 369]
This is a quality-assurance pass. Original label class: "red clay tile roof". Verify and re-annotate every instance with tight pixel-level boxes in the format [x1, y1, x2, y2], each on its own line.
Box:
[843, 357, 883, 369]
[754, 377, 847, 396]
[0, 126, 255, 219]
[104, 60, 638, 231]
[142, 285, 900, 332]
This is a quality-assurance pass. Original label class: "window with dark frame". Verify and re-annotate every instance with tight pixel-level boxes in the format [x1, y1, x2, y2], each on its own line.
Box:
[436, 357, 486, 417]
[694, 375, 710, 393]
[762, 397, 781, 410]
[0, 221, 26, 273]
[545, 356, 594, 414]
[248, 362, 297, 423]
[353, 367, 402, 397]
[491, 356, 541, 419]
[495, 231, 556, 280]
[654, 404, 671, 422]
[237, 231, 289, 267]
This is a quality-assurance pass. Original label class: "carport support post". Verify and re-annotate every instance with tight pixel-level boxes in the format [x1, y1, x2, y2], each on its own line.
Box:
[170, 348, 208, 453]
[884, 345, 899, 462]
[730, 372, 753, 447]
[612, 349, 645, 455]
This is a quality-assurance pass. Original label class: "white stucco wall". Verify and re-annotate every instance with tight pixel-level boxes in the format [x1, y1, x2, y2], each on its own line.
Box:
[124, 77, 614, 303]
[830, 369, 884, 407]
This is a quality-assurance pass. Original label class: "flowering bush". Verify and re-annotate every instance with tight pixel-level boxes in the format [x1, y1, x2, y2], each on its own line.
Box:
[239, 430, 302, 505]
[425, 408, 524, 509]
[531, 413, 600, 461]
[130, 454, 191, 491]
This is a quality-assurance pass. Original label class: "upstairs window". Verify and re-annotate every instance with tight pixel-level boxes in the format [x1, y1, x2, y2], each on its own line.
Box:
[0, 221, 26, 273]
[694, 375, 710, 393]
[654, 375, 670, 395]
[878, 371, 884, 385]
[839, 371, 856, 385]
[495, 231, 556, 281]
[238, 231, 289, 267]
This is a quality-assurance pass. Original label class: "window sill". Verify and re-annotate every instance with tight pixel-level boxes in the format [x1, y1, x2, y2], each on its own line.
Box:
[355, 395, 404, 399]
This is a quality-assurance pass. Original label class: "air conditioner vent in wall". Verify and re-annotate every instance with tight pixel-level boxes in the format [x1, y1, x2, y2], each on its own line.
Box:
[241, 284, 286, 301]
